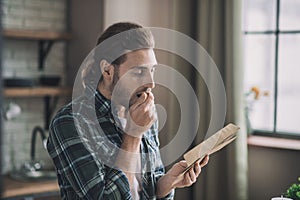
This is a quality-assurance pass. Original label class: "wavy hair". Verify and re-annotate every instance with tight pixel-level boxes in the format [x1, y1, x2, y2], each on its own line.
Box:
[81, 22, 155, 88]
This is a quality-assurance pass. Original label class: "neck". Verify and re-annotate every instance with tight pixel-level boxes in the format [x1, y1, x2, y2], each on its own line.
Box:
[98, 81, 112, 100]
[98, 81, 127, 118]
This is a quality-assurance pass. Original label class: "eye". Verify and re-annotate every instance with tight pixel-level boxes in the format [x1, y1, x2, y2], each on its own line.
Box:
[133, 68, 145, 76]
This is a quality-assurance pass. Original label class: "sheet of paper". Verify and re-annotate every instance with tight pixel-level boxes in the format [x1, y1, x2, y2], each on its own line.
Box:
[181, 123, 240, 174]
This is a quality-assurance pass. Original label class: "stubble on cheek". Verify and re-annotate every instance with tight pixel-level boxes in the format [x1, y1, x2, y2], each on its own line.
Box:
[112, 68, 150, 108]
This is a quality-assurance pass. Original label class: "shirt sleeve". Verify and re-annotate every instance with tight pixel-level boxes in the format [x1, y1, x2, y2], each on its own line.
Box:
[153, 160, 175, 200]
[47, 114, 132, 200]
[154, 167, 175, 200]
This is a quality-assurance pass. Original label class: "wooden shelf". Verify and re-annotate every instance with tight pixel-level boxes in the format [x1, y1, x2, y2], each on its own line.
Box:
[3, 29, 72, 70]
[4, 87, 72, 97]
[3, 29, 71, 40]
[2, 176, 59, 198]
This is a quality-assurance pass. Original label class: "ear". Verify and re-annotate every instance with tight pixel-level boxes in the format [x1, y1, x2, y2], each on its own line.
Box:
[100, 59, 114, 82]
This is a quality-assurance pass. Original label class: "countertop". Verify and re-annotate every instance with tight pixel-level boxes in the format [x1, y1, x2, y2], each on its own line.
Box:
[2, 175, 59, 199]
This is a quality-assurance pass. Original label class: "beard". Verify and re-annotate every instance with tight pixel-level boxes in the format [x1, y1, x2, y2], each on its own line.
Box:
[111, 68, 142, 108]
[112, 83, 148, 108]
[111, 67, 153, 108]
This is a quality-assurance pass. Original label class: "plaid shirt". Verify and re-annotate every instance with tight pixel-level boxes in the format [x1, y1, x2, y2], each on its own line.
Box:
[47, 85, 174, 200]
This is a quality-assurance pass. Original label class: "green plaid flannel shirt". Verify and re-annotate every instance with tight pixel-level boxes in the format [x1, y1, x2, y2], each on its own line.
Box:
[47, 85, 174, 199]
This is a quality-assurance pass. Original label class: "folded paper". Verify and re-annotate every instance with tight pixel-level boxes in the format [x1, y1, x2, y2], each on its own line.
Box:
[182, 123, 240, 174]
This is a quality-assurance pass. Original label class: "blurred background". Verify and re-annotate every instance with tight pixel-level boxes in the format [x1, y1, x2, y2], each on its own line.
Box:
[0, 0, 299, 200]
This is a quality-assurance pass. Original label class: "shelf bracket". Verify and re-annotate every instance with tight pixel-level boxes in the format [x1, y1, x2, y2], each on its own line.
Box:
[44, 96, 59, 130]
[38, 40, 54, 71]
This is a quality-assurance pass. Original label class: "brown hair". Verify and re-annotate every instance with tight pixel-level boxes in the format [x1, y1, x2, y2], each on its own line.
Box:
[81, 22, 155, 88]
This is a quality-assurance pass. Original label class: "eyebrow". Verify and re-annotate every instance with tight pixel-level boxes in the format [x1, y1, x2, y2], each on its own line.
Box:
[130, 65, 157, 70]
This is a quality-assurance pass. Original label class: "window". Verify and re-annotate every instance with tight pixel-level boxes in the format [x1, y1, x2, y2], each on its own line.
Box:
[243, 0, 300, 138]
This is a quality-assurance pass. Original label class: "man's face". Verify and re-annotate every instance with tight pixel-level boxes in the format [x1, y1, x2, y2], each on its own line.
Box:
[111, 49, 157, 108]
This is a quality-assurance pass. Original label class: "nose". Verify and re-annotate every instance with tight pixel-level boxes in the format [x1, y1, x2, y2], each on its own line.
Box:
[144, 71, 155, 89]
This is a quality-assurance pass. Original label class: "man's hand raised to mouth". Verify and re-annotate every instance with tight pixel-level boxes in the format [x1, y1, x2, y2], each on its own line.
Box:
[115, 90, 157, 192]
[124, 90, 156, 138]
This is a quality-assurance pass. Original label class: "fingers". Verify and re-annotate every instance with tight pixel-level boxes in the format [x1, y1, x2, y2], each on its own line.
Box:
[133, 92, 155, 121]
[131, 91, 154, 111]
[141, 92, 155, 110]
[200, 155, 209, 167]
[178, 160, 188, 169]
[130, 92, 147, 110]
[182, 162, 201, 186]
[125, 91, 155, 136]
[184, 168, 198, 185]
[194, 162, 201, 177]
[188, 168, 197, 183]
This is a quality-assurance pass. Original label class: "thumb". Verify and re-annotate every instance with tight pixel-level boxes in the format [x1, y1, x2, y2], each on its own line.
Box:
[131, 92, 147, 110]
[178, 160, 188, 169]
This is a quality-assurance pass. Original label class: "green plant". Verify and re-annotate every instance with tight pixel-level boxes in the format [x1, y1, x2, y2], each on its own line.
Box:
[285, 177, 300, 200]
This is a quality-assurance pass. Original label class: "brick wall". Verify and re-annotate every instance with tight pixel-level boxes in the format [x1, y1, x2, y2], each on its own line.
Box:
[2, 0, 66, 31]
[2, 0, 67, 174]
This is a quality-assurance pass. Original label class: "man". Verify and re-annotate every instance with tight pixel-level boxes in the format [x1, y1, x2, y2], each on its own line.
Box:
[47, 22, 209, 200]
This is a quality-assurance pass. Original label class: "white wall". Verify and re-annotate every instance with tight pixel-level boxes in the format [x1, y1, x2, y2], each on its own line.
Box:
[104, 0, 173, 29]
